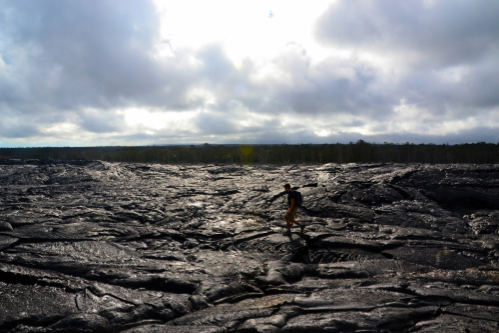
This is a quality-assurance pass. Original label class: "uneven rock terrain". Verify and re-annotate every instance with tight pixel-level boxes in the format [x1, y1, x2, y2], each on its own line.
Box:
[0, 159, 498, 332]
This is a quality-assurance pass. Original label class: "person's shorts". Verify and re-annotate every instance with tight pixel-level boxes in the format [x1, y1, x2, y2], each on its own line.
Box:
[284, 206, 298, 220]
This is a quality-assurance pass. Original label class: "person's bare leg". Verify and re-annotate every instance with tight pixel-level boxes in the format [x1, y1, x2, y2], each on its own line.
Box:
[284, 219, 292, 234]
[293, 219, 305, 232]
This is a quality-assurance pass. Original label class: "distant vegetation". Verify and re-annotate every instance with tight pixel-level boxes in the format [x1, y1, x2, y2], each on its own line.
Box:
[1, 141, 498, 164]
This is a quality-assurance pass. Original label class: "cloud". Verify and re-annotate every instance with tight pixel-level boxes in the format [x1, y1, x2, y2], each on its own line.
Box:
[194, 112, 240, 135]
[0, 0, 498, 146]
[261, 47, 395, 116]
[316, 0, 499, 68]
[241, 126, 499, 145]
[313, 0, 499, 124]
[0, 0, 164, 110]
[202, 44, 397, 120]
[78, 109, 126, 134]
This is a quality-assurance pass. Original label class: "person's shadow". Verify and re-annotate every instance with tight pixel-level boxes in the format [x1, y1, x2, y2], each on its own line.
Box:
[283, 230, 308, 241]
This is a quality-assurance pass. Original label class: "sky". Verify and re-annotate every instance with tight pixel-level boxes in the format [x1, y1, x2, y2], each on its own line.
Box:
[1, 0, 499, 147]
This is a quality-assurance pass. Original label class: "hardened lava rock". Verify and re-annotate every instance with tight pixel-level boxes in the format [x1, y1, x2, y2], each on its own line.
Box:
[0, 160, 498, 332]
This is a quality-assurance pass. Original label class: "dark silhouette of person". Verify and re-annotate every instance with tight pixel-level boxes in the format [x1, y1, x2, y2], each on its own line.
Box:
[283, 183, 304, 235]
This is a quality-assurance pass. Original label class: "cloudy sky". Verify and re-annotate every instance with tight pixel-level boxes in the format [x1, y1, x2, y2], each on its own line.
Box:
[1, 0, 499, 147]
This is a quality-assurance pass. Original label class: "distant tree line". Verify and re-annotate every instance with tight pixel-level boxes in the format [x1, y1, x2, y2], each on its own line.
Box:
[0, 141, 498, 164]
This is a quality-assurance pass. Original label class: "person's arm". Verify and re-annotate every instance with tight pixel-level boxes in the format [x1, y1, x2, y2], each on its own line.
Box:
[288, 198, 295, 212]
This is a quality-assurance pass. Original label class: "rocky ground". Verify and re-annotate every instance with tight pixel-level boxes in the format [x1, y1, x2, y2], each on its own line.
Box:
[0, 159, 498, 332]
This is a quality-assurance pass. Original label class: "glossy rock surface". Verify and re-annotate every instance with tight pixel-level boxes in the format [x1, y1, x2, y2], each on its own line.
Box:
[0, 160, 498, 332]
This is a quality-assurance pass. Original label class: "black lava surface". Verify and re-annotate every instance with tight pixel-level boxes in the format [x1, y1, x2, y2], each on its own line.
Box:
[0, 160, 498, 332]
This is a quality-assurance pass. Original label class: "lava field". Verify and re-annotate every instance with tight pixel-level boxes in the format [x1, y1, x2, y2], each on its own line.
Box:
[0, 159, 498, 332]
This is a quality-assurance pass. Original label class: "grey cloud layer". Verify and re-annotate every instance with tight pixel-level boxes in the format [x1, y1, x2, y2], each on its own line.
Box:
[254, 47, 392, 115]
[316, 0, 499, 119]
[1, 0, 161, 110]
[0, 0, 498, 145]
[317, 0, 499, 68]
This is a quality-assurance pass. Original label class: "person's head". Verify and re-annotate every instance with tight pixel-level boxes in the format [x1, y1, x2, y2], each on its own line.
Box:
[283, 183, 291, 192]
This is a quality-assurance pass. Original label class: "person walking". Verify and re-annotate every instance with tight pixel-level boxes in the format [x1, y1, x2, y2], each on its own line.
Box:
[283, 183, 304, 235]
